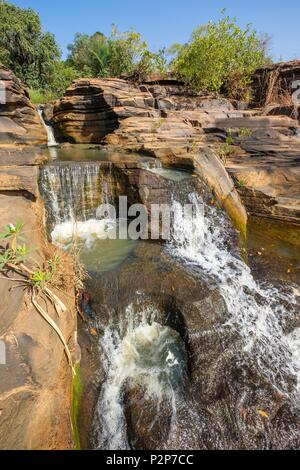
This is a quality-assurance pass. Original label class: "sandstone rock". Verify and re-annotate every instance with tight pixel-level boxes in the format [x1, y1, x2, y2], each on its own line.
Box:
[53, 76, 300, 225]
[42, 102, 57, 123]
[105, 115, 204, 150]
[86, 238, 299, 450]
[52, 78, 159, 143]
[225, 130, 300, 224]
[0, 193, 77, 450]
[0, 65, 47, 146]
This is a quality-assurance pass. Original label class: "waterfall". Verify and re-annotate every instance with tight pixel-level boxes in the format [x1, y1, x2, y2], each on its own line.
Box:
[37, 106, 58, 147]
[168, 193, 300, 398]
[92, 192, 300, 450]
[142, 159, 163, 170]
[40, 162, 117, 247]
[93, 303, 187, 450]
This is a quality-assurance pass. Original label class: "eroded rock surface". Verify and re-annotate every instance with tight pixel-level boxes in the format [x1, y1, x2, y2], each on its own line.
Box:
[0, 146, 76, 450]
[83, 239, 299, 450]
[0, 65, 47, 146]
[52, 73, 300, 225]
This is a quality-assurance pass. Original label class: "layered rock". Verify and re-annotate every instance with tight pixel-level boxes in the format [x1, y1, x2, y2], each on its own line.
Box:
[52, 78, 159, 143]
[53, 73, 300, 225]
[223, 119, 300, 224]
[0, 65, 47, 146]
[0, 148, 77, 450]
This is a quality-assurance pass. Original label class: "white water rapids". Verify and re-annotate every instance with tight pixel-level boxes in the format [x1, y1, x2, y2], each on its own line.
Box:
[168, 193, 300, 396]
[93, 192, 300, 450]
[93, 303, 187, 450]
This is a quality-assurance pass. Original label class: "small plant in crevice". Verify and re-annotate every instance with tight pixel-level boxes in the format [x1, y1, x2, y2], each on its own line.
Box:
[225, 128, 235, 145]
[239, 127, 253, 140]
[151, 117, 165, 131]
[215, 143, 236, 165]
[0, 220, 75, 375]
[236, 178, 248, 188]
[188, 138, 201, 153]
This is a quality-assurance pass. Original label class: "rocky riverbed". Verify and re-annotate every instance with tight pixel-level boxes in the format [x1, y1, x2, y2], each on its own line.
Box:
[0, 62, 300, 450]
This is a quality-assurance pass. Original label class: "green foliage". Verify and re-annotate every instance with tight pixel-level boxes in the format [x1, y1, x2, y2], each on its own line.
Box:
[240, 127, 253, 139]
[215, 143, 236, 165]
[49, 61, 80, 97]
[67, 26, 167, 79]
[67, 31, 110, 77]
[72, 363, 83, 450]
[0, 221, 25, 253]
[29, 89, 57, 104]
[132, 48, 167, 81]
[0, 220, 63, 291]
[29, 62, 80, 102]
[225, 129, 235, 145]
[0, 1, 61, 89]
[15, 244, 31, 263]
[31, 270, 51, 288]
[0, 249, 13, 269]
[0, 221, 31, 269]
[171, 12, 270, 99]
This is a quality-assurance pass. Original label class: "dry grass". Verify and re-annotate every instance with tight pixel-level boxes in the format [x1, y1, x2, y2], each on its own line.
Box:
[34, 198, 88, 294]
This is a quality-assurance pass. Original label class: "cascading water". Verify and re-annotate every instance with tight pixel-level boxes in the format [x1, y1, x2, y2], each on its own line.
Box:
[37, 106, 58, 147]
[168, 193, 300, 399]
[93, 303, 188, 450]
[92, 191, 300, 450]
[40, 162, 117, 248]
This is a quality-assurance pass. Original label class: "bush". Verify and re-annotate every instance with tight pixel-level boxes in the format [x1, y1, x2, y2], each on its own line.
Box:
[67, 26, 167, 80]
[171, 12, 270, 100]
[29, 62, 80, 103]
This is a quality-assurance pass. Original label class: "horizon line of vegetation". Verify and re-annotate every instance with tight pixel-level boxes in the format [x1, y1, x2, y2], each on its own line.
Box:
[0, 2, 272, 104]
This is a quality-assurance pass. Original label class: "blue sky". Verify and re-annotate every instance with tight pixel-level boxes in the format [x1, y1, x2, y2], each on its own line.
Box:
[10, 0, 300, 61]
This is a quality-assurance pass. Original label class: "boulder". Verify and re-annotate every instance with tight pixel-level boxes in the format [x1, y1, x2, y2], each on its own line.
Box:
[0, 65, 47, 146]
[52, 78, 159, 143]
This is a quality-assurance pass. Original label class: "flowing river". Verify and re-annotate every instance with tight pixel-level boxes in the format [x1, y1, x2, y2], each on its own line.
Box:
[39, 147, 300, 450]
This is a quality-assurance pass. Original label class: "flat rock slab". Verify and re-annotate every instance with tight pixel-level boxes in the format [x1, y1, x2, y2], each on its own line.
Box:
[0, 148, 46, 166]
[0, 166, 38, 197]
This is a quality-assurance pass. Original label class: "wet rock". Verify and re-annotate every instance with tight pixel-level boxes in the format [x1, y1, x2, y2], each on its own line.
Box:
[42, 102, 56, 123]
[53, 76, 300, 225]
[124, 385, 173, 450]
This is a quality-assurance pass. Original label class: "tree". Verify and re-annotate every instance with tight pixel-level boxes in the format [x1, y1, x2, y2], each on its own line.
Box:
[67, 32, 110, 77]
[171, 12, 270, 99]
[0, 1, 61, 89]
[67, 26, 166, 79]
